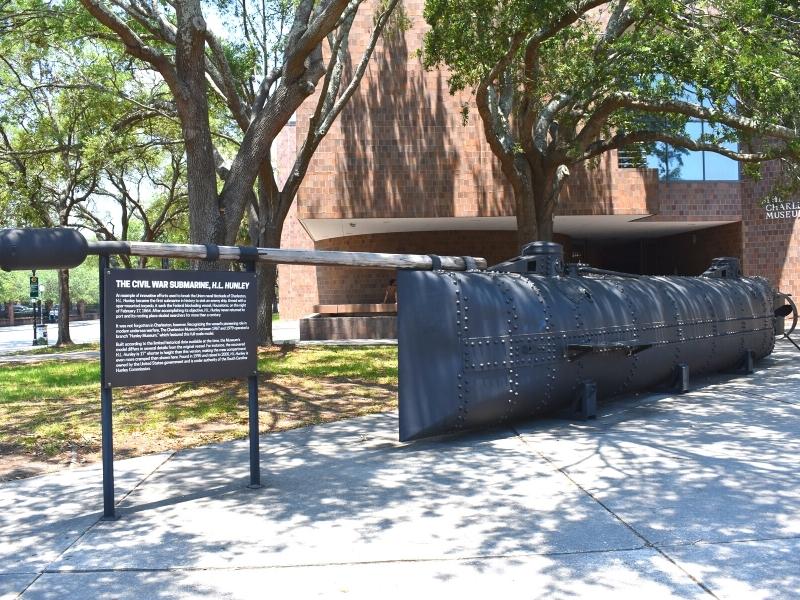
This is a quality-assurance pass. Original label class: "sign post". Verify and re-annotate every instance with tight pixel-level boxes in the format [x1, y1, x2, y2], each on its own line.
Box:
[30, 272, 38, 346]
[99, 255, 115, 519]
[245, 260, 260, 488]
[99, 262, 259, 518]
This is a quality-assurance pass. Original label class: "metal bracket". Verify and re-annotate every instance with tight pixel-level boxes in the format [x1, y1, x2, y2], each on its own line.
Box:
[557, 381, 597, 421]
[735, 350, 755, 375]
[205, 244, 220, 261]
[566, 341, 652, 361]
[428, 254, 442, 270]
[238, 246, 260, 262]
[462, 256, 479, 271]
[744, 350, 754, 374]
[672, 363, 690, 393]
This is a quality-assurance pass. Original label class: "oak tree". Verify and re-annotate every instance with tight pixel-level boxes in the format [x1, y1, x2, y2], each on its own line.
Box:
[423, 0, 800, 245]
[79, 0, 402, 343]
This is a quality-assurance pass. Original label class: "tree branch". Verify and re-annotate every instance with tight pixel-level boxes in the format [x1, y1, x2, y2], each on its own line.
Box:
[580, 130, 796, 163]
[78, 0, 180, 93]
[280, 0, 399, 215]
[284, 0, 352, 81]
[614, 93, 800, 142]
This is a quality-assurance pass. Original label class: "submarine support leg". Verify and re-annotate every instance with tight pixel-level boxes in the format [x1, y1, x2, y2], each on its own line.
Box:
[557, 380, 597, 421]
[674, 364, 690, 394]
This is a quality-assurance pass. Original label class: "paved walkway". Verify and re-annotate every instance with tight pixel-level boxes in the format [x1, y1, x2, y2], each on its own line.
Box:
[2, 340, 799, 599]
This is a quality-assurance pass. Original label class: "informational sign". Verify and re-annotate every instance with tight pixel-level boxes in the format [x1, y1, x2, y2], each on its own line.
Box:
[765, 201, 800, 220]
[29, 275, 39, 299]
[103, 269, 257, 387]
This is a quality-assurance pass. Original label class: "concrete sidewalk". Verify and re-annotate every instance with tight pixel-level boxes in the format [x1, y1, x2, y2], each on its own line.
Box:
[2, 341, 800, 599]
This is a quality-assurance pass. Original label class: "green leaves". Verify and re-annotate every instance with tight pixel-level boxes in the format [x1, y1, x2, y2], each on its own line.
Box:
[422, 0, 800, 235]
[0, 0, 189, 245]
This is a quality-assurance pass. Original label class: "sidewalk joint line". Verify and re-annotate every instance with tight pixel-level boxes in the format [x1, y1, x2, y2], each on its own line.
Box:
[114, 451, 177, 509]
[15, 451, 176, 599]
[511, 425, 721, 599]
[37, 544, 651, 575]
[655, 532, 800, 549]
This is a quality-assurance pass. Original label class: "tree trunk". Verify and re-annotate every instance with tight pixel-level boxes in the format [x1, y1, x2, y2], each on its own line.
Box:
[537, 215, 554, 242]
[513, 176, 540, 250]
[175, 0, 221, 247]
[514, 166, 561, 248]
[219, 82, 319, 246]
[256, 223, 283, 346]
[256, 262, 278, 346]
[56, 268, 73, 346]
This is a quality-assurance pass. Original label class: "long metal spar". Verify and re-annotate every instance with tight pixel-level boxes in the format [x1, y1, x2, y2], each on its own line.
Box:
[0, 228, 488, 272]
[88, 240, 487, 271]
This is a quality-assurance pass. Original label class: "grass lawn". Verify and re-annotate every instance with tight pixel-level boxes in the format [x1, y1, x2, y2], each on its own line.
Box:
[8, 342, 99, 356]
[0, 345, 398, 480]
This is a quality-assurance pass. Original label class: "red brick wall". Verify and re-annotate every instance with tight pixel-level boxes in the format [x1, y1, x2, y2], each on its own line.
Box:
[556, 156, 659, 216]
[278, 222, 745, 318]
[294, 0, 663, 223]
[741, 160, 800, 296]
[278, 201, 318, 319]
[276, 122, 318, 319]
[645, 223, 743, 276]
[279, 230, 569, 318]
[656, 181, 741, 220]
[278, 0, 797, 316]
[566, 223, 741, 276]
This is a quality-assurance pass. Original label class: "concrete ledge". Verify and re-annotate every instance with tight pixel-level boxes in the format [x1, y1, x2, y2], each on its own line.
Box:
[299, 315, 397, 340]
[313, 303, 397, 315]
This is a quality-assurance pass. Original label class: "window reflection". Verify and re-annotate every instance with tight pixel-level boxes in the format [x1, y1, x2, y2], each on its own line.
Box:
[704, 143, 739, 181]
[643, 119, 740, 181]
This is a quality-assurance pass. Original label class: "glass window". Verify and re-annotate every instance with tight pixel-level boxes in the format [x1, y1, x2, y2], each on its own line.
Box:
[669, 121, 703, 180]
[704, 142, 739, 180]
[643, 120, 739, 182]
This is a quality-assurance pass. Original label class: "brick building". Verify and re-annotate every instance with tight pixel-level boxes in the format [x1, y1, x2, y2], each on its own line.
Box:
[277, 0, 800, 320]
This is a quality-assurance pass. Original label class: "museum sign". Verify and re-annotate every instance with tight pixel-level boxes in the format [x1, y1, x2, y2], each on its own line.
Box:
[765, 201, 800, 219]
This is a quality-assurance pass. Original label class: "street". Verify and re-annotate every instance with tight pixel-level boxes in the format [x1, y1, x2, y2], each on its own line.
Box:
[0, 320, 100, 354]
[0, 319, 300, 355]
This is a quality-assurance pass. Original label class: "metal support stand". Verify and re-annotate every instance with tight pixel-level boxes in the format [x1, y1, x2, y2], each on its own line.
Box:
[245, 261, 261, 489]
[558, 380, 597, 420]
[673, 363, 690, 393]
[99, 254, 117, 519]
[248, 372, 260, 488]
[742, 350, 754, 375]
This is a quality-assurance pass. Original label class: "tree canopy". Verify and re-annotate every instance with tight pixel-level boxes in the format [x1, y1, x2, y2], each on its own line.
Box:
[423, 0, 800, 244]
[0, 0, 192, 342]
[75, 0, 401, 342]
[1, 0, 403, 343]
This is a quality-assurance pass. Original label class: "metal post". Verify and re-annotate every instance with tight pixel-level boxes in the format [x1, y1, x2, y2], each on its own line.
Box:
[31, 270, 36, 346]
[245, 260, 260, 488]
[99, 254, 116, 519]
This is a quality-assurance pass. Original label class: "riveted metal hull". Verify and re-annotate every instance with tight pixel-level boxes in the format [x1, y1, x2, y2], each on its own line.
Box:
[397, 269, 776, 441]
